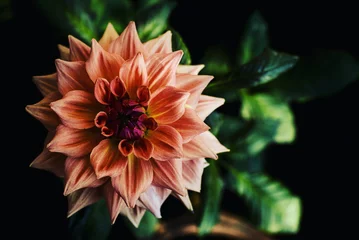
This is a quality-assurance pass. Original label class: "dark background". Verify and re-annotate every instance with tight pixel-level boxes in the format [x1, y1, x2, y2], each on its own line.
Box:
[5, 1, 359, 239]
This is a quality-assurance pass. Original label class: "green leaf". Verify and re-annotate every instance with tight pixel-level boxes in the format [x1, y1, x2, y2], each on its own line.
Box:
[253, 50, 359, 101]
[225, 166, 302, 234]
[171, 29, 192, 65]
[67, 11, 98, 44]
[198, 160, 224, 236]
[200, 47, 231, 76]
[127, 211, 158, 239]
[238, 10, 269, 65]
[68, 199, 112, 240]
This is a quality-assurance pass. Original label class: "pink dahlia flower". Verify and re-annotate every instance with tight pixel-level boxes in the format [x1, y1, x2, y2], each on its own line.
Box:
[26, 21, 229, 226]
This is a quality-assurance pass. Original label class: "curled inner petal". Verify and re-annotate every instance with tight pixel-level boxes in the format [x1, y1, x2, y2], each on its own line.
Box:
[95, 111, 108, 128]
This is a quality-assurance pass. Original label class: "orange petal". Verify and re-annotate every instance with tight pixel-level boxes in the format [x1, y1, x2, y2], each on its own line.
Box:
[112, 154, 153, 208]
[30, 148, 66, 177]
[58, 44, 70, 60]
[32, 73, 58, 97]
[172, 191, 193, 211]
[147, 86, 189, 124]
[67, 187, 102, 217]
[175, 73, 213, 108]
[120, 206, 146, 228]
[102, 181, 125, 224]
[94, 78, 111, 105]
[47, 125, 101, 158]
[26, 92, 62, 130]
[90, 139, 128, 178]
[151, 159, 186, 196]
[176, 64, 205, 75]
[144, 31, 172, 55]
[119, 52, 148, 99]
[68, 35, 91, 61]
[133, 138, 154, 160]
[138, 185, 171, 218]
[196, 95, 225, 121]
[64, 156, 106, 196]
[146, 125, 183, 160]
[169, 107, 210, 143]
[55, 59, 94, 95]
[118, 139, 134, 156]
[110, 76, 126, 98]
[86, 39, 125, 82]
[108, 21, 146, 60]
[182, 158, 207, 192]
[146, 51, 183, 92]
[99, 22, 119, 50]
[51, 90, 101, 129]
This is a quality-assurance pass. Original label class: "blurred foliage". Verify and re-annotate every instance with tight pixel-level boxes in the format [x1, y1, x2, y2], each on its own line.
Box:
[0, 0, 12, 22]
[128, 211, 159, 239]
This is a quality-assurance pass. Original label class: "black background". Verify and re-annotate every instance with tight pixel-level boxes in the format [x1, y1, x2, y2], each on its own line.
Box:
[5, 0, 359, 239]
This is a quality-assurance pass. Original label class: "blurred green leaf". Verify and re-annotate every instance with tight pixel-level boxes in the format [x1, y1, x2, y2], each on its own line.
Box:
[128, 211, 158, 239]
[201, 47, 231, 76]
[238, 10, 269, 65]
[171, 29, 192, 65]
[198, 160, 224, 236]
[253, 50, 359, 101]
[68, 199, 111, 240]
[67, 11, 98, 43]
[0, 0, 12, 22]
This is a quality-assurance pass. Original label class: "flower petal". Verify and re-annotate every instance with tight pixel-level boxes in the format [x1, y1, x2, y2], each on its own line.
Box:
[121, 206, 146, 228]
[32, 73, 58, 97]
[144, 31, 172, 55]
[138, 185, 171, 218]
[175, 74, 213, 108]
[58, 44, 70, 60]
[176, 64, 205, 75]
[147, 86, 189, 124]
[55, 59, 94, 95]
[110, 76, 126, 98]
[196, 95, 225, 121]
[196, 131, 230, 155]
[102, 181, 125, 224]
[86, 39, 125, 82]
[26, 92, 62, 130]
[172, 191, 193, 211]
[133, 138, 154, 160]
[151, 159, 186, 196]
[64, 156, 106, 196]
[94, 78, 112, 105]
[68, 35, 91, 61]
[47, 125, 101, 158]
[90, 139, 128, 178]
[112, 154, 153, 208]
[182, 158, 207, 192]
[146, 125, 183, 160]
[67, 188, 102, 217]
[108, 21, 145, 60]
[99, 22, 119, 50]
[119, 52, 148, 99]
[169, 107, 210, 143]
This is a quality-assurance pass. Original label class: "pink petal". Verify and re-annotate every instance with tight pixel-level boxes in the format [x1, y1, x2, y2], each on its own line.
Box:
[25, 92, 62, 130]
[47, 125, 101, 158]
[147, 86, 189, 124]
[175, 73, 213, 108]
[68, 35, 91, 61]
[144, 31, 172, 55]
[121, 206, 146, 228]
[58, 44, 70, 61]
[94, 78, 111, 105]
[94, 111, 108, 128]
[176, 64, 205, 75]
[182, 158, 207, 192]
[196, 131, 230, 155]
[102, 181, 125, 224]
[133, 138, 154, 160]
[151, 159, 186, 196]
[90, 139, 128, 178]
[50, 90, 101, 129]
[64, 156, 106, 196]
[138, 185, 171, 218]
[55, 59, 94, 95]
[110, 76, 126, 98]
[119, 52, 148, 99]
[146, 125, 183, 160]
[32, 73, 58, 97]
[169, 107, 210, 143]
[196, 95, 225, 121]
[99, 23, 119, 50]
[108, 21, 146, 60]
[172, 191, 193, 211]
[86, 39, 125, 82]
[112, 154, 153, 208]
[146, 51, 183, 92]
[67, 188, 102, 217]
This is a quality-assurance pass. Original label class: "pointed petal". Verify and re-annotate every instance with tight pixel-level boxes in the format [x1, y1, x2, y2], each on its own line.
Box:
[146, 125, 183, 160]
[121, 206, 146, 228]
[169, 107, 209, 143]
[110, 76, 126, 98]
[47, 125, 101, 158]
[147, 86, 189, 124]
[94, 78, 112, 105]
[64, 156, 106, 196]
[26, 92, 61, 130]
[151, 159, 186, 196]
[182, 158, 206, 192]
[176, 64, 205, 75]
[90, 139, 128, 178]
[108, 21, 146, 60]
[67, 188, 102, 217]
[55, 59, 94, 95]
[196, 131, 230, 155]
[172, 191, 193, 211]
[138, 185, 171, 218]
[86, 39, 125, 82]
[32, 73, 58, 97]
[146, 51, 183, 92]
[175, 74, 213, 108]
[119, 52, 147, 99]
[144, 31, 172, 55]
[30, 148, 66, 177]
[68, 35, 91, 61]
[112, 154, 153, 208]
[99, 23, 119, 50]
[58, 44, 70, 61]
[196, 95, 225, 121]
[102, 181, 125, 224]
[133, 138, 154, 160]
[50, 90, 101, 129]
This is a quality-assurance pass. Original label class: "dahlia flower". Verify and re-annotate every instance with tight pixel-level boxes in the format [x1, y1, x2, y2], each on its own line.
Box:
[26, 21, 229, 226]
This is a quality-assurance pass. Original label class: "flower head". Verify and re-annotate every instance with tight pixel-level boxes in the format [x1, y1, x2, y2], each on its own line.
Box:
[26, 21, 229, 226]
